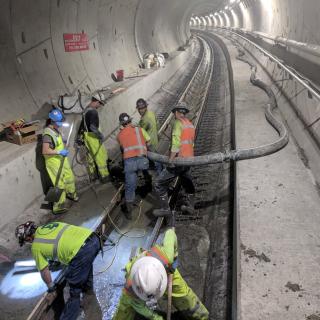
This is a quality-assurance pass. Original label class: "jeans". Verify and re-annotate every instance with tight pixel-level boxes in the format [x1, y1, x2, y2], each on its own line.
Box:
[154, 166, 195, 196]
[124, 156, 149, 202]
[60, 234, 100, 320]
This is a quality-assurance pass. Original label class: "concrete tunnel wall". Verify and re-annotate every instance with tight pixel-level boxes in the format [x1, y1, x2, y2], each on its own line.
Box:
[194, 0, 320, 47]
[0, 0, 199, 124]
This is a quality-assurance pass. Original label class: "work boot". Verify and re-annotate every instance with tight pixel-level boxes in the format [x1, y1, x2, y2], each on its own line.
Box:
[53, 205, 68, 215]
[153, 194, 172, 217]
[181, 193, 195, 214]
[124, 202, 134, 220]
[67, 192, 79, 202]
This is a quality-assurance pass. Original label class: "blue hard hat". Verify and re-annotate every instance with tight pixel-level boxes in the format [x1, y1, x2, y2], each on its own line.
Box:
[48, 109, 64, 122]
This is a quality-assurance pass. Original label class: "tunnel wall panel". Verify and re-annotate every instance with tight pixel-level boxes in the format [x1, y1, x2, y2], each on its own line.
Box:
[97, 0, 140, 77]
[11, 0, 51, 56]
[18, 40, 67, 110]
[77, 1, 109, 90]
[0, 0, 37, 121]
[50, 0, 88, 94]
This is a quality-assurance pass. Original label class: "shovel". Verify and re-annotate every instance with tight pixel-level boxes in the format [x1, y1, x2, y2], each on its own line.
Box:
[44, 157, 65, 202]
[45, 120, 74, 203]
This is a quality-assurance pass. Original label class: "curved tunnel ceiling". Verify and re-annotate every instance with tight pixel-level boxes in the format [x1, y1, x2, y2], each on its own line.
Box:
[0, 0, 224, 123]
[1, 0, 320, 124]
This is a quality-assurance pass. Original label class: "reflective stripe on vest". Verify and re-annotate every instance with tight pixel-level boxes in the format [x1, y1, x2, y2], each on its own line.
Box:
[124, 278, 136, 296]
[179, 118, 195, 158]
[181, 140, 194, 144]
[33, 225, 70, 261]
[118, 126, 147, 159]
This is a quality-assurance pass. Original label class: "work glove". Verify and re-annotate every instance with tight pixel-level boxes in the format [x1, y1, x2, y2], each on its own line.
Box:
[58, 149, 69, 157]
[47, 282, 57, 293]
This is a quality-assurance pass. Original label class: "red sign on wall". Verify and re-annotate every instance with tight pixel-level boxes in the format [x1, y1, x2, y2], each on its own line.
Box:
[63, 33, 89, 52]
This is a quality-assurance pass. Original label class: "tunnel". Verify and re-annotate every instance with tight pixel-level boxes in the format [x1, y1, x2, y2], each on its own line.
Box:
[1, 0, 320, 319]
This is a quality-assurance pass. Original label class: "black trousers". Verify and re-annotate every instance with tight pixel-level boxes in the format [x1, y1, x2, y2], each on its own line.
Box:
[154, 166, 195, 196]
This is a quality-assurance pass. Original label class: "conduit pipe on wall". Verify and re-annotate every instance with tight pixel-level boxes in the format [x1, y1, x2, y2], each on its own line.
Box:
[148, 46, 289, 166]
[235, 29, 320, 60]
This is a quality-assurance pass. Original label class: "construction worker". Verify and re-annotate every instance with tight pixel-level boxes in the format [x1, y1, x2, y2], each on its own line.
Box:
[43, 109, 78, 214]
[79, 92, 110, 183]
[15, 221, 101, 320]
[113, 228, 209, 319]
[117, 113, 151, 219]
[153, 102, 196, 217]
[136, 98, 162, 175]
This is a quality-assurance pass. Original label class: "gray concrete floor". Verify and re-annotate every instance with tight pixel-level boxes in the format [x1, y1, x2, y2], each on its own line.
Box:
[227, 38, 320, 319]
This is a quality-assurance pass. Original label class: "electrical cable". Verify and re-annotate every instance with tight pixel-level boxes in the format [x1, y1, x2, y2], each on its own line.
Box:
[92, 186, 146, 274]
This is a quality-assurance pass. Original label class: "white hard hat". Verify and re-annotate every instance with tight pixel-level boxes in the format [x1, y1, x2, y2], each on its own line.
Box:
[92, 92, 105, 105]
[130, 256, 168, 302]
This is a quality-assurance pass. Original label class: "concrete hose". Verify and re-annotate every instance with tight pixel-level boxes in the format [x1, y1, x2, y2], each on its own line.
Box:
[147, 45, 289, 166]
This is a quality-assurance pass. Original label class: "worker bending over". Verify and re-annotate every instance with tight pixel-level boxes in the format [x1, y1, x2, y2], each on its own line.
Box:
[15, 221, 101, 320]
[136, 98, 162, 174]
[117, 113, 151, 219]
[153, 102, 196, 217]
[79, 92, 110, 183]
[113, 228, 209, 319]
[42, 109, 78, 214]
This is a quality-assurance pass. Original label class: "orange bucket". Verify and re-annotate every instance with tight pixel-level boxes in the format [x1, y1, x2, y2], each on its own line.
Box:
[116, 69, 124, 81]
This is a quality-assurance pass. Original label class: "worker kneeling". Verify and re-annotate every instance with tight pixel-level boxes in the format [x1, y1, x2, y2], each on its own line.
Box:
[113, 229, 209, 320]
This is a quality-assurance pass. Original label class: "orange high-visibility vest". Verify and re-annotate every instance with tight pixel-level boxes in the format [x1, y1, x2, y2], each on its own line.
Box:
[179, 118, 195, 157]
[118, 125, 147, 159]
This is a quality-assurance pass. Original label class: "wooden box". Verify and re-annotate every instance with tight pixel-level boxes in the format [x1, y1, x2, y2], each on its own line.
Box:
[5, 124, 39, 145]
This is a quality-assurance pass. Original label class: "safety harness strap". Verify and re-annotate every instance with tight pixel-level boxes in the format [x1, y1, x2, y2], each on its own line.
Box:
[146, 246, 172, 273]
